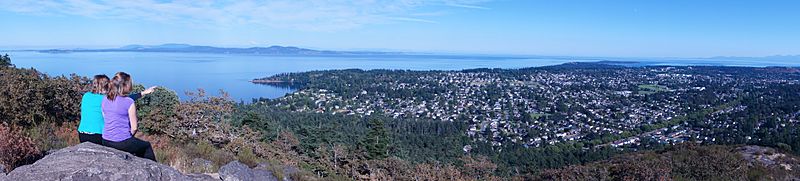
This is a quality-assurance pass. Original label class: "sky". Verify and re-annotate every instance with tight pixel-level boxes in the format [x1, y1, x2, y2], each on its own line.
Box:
[0, 0, 798, 57]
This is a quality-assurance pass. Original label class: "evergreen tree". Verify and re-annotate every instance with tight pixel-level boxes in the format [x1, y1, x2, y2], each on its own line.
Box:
[0, 54, 10, 67]
[363, 118, 389, 159]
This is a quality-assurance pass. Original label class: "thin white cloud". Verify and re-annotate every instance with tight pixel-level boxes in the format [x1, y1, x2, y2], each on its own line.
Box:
[444, 3, 491, 10]
[388, 17, 439, 24]
[443, 0, 492, 9]
[0, 0, 492, 31]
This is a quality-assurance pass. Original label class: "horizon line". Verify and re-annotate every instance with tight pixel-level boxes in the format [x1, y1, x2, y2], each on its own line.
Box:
[1, 43, 799, 60]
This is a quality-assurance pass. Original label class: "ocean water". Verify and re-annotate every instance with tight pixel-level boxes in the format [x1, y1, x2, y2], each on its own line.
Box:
[6, 52, 589, 101]
[7, 51, 799, 101]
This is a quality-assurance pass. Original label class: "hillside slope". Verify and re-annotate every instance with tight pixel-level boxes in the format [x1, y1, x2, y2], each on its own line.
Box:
[536, 144, 800, 180]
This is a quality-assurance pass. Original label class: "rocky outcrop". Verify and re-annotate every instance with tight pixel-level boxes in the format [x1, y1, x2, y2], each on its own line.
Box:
[4, 142, 193, 181]
[2, 142, 307, 181]
[188, 158, 215, 173]
[0, 165, 5, 181]
[738, 145, 800, 180]
[218, 161, 278, 181]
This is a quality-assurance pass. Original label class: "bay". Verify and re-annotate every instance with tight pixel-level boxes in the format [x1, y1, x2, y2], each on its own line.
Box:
[7, 51, 799, 101]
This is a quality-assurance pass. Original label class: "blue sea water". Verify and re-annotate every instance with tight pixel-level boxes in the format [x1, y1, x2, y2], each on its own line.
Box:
[7, 51, 799, 101]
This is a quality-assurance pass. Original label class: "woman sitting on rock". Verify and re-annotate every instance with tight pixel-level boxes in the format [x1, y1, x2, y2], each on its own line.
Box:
[101, 72, 156, 161]
[77, 74, 155, 145]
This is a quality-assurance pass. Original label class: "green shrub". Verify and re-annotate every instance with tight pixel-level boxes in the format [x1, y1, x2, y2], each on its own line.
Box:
[25, 123, 71, 151]
[777, 143, 792, 153]
[0, 54, 10, 67]
[132, 85, 180, 134]
[0, 67, 86, 126]
[210, 149, 235, 170]
[237, 146, 260, 167]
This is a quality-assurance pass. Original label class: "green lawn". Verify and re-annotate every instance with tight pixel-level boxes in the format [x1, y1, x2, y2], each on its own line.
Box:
[530, 113, 551, 120]
[638, 84, 669, 95]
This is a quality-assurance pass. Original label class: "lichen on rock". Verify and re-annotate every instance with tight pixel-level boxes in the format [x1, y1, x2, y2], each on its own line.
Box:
[4, 142, 193, 181]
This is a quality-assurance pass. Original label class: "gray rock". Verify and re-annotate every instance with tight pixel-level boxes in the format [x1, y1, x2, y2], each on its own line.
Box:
[186, 173, 220, 181]
[5, 142, 195, 181]
[253, 169, 278, 181]
[219, 161, 251, 181]
[254, 162, 272, 170]
[282, 166, 300, 181]
[219, 161, 277, 181]
[189, 158, 214, 173]
[0, 164, 5, 174]
[46, 148, 60, 155]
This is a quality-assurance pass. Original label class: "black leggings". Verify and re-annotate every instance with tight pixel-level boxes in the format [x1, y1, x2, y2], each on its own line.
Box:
[78, 132, 103, 145]
[102, 137, 157, 162]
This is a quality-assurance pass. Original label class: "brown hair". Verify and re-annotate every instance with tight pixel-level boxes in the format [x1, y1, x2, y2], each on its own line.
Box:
[106, 72, 132, 101]
[91, 74, 110, 94]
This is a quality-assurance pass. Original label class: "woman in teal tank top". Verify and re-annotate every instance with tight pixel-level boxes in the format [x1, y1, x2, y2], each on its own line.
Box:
[77, 74, 156, 144]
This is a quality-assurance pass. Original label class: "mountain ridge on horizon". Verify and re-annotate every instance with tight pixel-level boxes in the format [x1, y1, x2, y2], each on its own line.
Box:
[37, 43, 403, 56]
[24, 43, 800, 62]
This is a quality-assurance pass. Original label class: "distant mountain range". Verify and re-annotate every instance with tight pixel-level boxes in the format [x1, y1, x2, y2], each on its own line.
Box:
[37, 43, 397, 55]
[31, 44, 800, 63]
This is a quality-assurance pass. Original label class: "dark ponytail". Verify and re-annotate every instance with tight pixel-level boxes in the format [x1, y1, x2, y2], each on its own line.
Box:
[106, 72, 132, 101]
[91, 74, 110, 94]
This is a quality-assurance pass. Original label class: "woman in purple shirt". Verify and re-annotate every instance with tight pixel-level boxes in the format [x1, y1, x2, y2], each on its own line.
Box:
[101, 72, 156, 161]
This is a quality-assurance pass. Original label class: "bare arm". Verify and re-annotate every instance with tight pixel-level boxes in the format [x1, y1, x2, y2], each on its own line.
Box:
[142, 86, 158, 95]
[128, 103, 138, 136]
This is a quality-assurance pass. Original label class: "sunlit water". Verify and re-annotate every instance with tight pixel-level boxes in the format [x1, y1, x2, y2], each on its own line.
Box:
[8, 51, 799, 101]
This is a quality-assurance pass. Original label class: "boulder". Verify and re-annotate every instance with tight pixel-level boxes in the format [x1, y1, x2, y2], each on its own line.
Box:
[252, 169, 278, 181]
[282, 165, 300, 181]
[4, 142, 196, 181]
[254, 162, 299, 181]
[188, 158, 214, 173]
[218, 161, 277, 181]
[186, 173, 220, 181]
[0, 164, 5, 181]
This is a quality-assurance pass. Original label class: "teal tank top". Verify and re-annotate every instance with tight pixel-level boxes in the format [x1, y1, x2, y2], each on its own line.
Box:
[78, 92, 105, 134]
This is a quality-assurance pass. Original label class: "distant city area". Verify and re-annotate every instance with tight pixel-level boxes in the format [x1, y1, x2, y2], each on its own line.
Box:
[255, 62, 800, 150]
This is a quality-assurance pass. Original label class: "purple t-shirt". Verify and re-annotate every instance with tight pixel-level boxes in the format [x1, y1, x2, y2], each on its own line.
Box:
[101, 96, 135, 142]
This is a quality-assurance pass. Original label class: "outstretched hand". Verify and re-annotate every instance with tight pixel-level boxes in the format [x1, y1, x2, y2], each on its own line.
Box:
[142, 86, 158, 95]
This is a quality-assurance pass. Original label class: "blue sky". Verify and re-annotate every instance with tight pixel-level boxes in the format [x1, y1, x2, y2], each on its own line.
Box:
[0, 0, 798, 57]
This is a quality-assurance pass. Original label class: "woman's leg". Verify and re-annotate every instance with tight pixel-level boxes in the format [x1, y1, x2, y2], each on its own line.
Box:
[102, 138, 156, 162]
[129, 138, 157, 162]
[102, 139, 137, 153]
[78, 132, 90, 143]
[78, 132, 103, 145]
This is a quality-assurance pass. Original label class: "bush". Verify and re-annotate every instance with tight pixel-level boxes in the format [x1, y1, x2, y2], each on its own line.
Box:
[55, 122, 80, 147]
[133, 85, 180, 134]
[25, 122, 74, 151]
[0, 123, 41, 172]
[173, 89, 236, 144]
[237, 146, 260, 167]
[0, 54, 10, 67]
[136, 88, 236, 144]
[0, 67, 86, 126]
[210, 149, 236, 170]
[185, 141, 216, 159]
[777, 143, 792, 153]
[155, 146, 182, 167]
